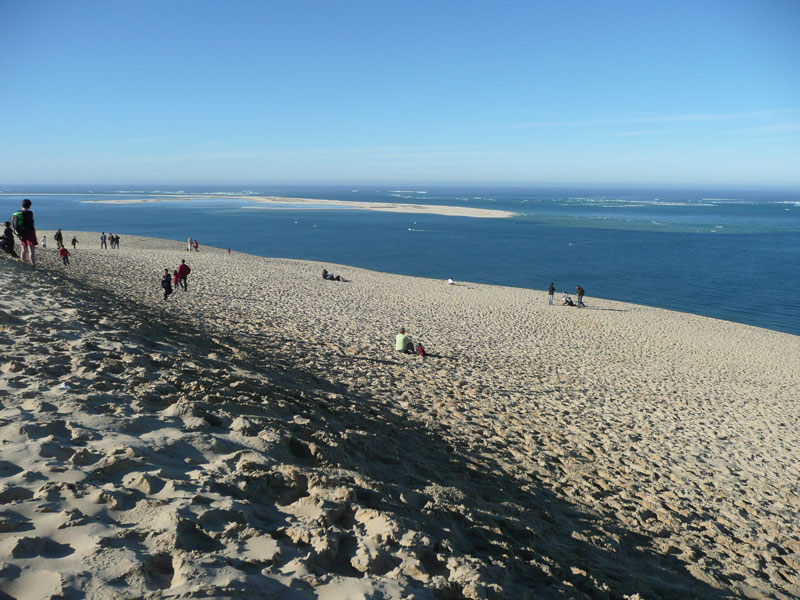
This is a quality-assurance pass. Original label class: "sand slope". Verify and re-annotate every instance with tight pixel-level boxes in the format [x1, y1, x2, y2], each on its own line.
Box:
[1, 232, 799, 599]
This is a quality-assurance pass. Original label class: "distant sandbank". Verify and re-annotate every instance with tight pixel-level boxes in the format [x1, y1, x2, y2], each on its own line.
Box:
[74, 194, 517, 217]
[243, 196, 517, 218]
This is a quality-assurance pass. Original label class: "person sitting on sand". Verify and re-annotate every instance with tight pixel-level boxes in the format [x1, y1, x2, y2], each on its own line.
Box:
[562, 292, 575, 306]
[161, 268, 173, 300]
[396, 327, 415, 354]
[448, 277, 454, 285]
[0, 222, 19, 258]
[322, 268, 345, 282]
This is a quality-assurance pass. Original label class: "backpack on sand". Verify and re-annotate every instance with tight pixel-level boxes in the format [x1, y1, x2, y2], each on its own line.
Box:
[417, 343, 426, 357]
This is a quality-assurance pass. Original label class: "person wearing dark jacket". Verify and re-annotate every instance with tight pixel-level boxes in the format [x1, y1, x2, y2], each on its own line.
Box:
[54, 228, 64, 249]
[576, 285, 585, 308]
[161, 269, 173, 300]
[0, 222, 19, 258]
[548, 282, 555, 305]
[12, 198, 37, 266]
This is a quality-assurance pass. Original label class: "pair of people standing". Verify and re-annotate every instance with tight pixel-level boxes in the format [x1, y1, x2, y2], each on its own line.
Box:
[161, 259, 191, 300]
[187, 237, 199, 252]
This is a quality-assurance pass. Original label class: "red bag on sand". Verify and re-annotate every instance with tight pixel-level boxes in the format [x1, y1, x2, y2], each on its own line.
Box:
[417, 343, 426, 356]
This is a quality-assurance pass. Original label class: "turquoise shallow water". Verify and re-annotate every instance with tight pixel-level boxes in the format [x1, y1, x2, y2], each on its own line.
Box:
[2, 185, 799, 336]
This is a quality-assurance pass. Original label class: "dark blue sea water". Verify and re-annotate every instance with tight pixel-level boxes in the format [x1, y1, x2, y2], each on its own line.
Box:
[2, 185, 799, 336]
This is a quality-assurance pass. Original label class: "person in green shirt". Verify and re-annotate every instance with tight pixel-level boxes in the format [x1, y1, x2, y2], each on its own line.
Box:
[395, 328, 414, 353]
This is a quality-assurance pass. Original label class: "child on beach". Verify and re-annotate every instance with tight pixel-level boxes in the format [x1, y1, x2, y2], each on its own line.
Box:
[396, 328, 415, 354]
[161, 269, 173, 300]
[59, 246, 70, 265]
[0, 222, 19, 258]
[71, 236, 78, 249]
[41, 236, 47, 248]
[11, 198, 37, 266]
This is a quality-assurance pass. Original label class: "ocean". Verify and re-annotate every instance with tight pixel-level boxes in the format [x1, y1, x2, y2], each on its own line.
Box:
[2, 185, 799, 336]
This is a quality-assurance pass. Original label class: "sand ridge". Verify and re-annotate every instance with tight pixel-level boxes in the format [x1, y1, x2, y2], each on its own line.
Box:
[0, 231, 799, 599]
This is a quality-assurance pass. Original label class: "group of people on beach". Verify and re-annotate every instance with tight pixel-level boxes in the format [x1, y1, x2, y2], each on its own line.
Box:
[548, 282, 586, 308]
[187, 237, 200, 252]
[2, 200, 82, 268]
[161, 259, 192, 300]
[100, 232, 121, 249]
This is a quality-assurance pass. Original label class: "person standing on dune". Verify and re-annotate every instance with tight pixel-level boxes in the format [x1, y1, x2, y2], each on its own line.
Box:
[11, 199, 37, 267]
[177, 259, 191, 291]
[548, 282, 555, 305]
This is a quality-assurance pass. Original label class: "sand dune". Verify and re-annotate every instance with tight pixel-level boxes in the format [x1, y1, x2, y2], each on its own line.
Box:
[1, 231, 798, 599]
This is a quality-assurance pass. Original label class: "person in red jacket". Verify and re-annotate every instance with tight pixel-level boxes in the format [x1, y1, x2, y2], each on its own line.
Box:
[59, 246, 71, 265]
[177, 259, 191, 291]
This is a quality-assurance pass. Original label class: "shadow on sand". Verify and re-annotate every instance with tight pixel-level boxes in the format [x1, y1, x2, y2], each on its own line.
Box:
[23, 259, 732, 599]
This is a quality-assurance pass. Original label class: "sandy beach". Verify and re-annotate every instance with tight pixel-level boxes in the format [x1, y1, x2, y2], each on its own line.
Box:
[1, 231, 799, 599]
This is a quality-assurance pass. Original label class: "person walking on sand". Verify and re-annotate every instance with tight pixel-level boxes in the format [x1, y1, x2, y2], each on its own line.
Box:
[395, 327, 415, 354]
[11, 198, 37, 266]
[54, 228, 64, 249]
[548, 282, 555, 305]
[100, 232, 107, 249]
[71, 236, 78, 249]
[576, 285, 585, 308]
[0, 222, 19, 258]
[177, 259, 191, 291]
[59, 246, 70, 266]
[161, 268, 173, 300]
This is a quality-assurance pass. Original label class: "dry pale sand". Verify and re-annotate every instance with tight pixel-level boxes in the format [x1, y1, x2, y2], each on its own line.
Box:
[1, 231, 799, 599]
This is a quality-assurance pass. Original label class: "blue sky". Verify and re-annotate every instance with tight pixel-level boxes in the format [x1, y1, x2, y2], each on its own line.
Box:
[1, 0, 798, 186]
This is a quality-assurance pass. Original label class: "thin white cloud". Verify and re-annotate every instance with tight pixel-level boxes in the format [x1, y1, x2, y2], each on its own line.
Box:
[512, 110, 779, 129]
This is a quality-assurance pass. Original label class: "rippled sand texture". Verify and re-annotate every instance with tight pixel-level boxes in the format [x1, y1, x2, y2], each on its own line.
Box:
[1, 232, 798, 599]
